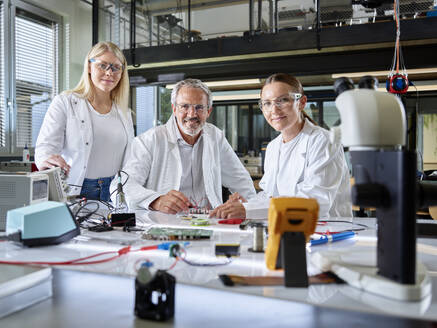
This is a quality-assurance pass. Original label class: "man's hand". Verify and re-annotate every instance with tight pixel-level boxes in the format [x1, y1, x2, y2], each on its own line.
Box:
[40, 154, 71, 176]
[210, 201, 246, 219]
[150, 190, 191, 214]
[228, 192, 247, 203]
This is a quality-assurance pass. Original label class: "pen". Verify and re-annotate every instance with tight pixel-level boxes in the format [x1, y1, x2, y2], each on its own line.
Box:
[310, 231, 355, 246]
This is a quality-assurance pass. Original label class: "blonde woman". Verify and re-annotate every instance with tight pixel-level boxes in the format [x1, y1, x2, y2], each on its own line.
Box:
[35, 41, 134, 201]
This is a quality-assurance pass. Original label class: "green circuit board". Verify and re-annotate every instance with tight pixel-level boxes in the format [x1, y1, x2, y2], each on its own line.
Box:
[143, 227, 213, 240]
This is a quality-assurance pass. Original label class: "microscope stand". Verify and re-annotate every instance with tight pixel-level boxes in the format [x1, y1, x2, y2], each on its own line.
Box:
[311, 249, 432, 302]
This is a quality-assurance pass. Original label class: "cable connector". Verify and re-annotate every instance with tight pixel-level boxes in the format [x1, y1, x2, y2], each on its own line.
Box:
[157, 241, 189, 251]
[118, 246, 131, 256]
[0, 231, 22, 243]
[169, 244, 180, 258]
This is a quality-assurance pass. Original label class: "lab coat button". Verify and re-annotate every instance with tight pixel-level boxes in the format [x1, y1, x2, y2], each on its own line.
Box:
[81, 120, 84, 123]
[86, 142, 89, 145]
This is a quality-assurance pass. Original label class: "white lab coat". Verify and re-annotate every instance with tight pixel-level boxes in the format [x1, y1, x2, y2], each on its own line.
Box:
[115, 115, 256, 210]
[35, 92, 134, 195]
[244, 120, 352, 218]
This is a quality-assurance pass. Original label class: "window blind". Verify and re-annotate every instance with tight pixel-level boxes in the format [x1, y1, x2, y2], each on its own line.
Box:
[136, 86, 156, 135]
[15, 11, 58, 148]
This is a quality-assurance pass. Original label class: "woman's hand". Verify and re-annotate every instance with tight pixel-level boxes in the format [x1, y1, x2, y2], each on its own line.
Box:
[40, 154, 71, 176]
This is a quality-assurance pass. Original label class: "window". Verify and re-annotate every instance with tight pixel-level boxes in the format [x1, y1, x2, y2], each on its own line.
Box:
[208, 102, 279, 155]
[0, 2, 6, 150]
[135, 86, 157, 135]
[0, 0, 61, 155]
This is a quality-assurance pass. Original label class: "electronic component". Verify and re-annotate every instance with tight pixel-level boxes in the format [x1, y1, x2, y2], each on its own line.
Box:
[248, 223, 265, 253]
[108, 212, 136, 227]
[176, 213, 208, 221]
[34, 167, 68, 202]
[0, 161, 34, 173]
[6, 201, 80, 246]
[178, 215, 193, 221]
[143, 227, 212, 241]
[265, 197, 318, 270]
[135, 268, 175, 321]
[187, 207, 210, 215]
[215, 244, 240, 257]
[329, 76, 437, 300]
[114, 171, 128, 213]
[265, 197, 319, 288]
[190, 218, 209, 226]
[0, 173, 49, 231]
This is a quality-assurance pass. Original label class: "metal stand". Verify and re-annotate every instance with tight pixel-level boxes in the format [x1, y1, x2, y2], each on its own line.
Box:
[280, 232, 308, 287]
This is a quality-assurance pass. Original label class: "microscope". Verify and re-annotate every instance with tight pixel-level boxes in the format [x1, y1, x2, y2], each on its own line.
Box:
[316, 76, 437, 301]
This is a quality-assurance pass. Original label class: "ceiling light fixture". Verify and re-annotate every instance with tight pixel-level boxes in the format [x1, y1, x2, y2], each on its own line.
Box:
[166, 78, 261, 89]
[212, 93, 260, 101]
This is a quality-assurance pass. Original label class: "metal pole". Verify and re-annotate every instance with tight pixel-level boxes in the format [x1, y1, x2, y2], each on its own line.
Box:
[188, 0, 192, 42]
[92, 0, 99, 45]
[130, 0, 136, 49]
[157, 19, 160, 46]
[316, 0, 321, 50]
[269, 0, 274, 33]
[130, 0, 137, 65]
[274, 0, 278, 33]
[257, 0, 262, 31]
[249, 0, 254, 35]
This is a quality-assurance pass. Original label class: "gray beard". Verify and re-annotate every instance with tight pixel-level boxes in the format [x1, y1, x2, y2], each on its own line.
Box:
[180, 120, 204, 136]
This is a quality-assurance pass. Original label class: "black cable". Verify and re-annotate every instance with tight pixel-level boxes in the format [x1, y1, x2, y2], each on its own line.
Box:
[100, 200, 115, 211]
[0, 231, 21, 242]
[109, 170, 130, 199]
[73, 201, 108, 230]
[318, 220, 369, 232]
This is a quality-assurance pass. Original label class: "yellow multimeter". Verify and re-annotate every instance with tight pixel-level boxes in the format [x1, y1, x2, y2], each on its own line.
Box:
[265, 197, 319, 271]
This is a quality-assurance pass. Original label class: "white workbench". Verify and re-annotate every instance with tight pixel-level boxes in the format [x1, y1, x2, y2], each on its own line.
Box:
[1, 211, 437, 326]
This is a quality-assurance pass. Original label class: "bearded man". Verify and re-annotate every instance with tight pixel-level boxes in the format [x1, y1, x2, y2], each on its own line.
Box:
[113, 78, 255, 214]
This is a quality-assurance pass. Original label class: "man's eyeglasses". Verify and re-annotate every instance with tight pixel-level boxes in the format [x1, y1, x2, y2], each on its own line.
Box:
[176, 103, 208, 113]
[89, 58, 124, 73]
[258, 93, 302, 112]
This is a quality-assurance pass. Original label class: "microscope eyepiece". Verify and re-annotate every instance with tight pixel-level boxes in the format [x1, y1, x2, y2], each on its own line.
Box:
[334, 77, 354, 96]
[358, 75, 379, 90]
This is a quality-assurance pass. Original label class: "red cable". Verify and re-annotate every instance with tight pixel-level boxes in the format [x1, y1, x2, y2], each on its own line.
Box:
[394, 0, 400, 73]
[0, 245, 159, 267]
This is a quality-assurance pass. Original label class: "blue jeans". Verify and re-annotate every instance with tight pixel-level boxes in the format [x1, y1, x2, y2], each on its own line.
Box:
[80, 176, 114, 201]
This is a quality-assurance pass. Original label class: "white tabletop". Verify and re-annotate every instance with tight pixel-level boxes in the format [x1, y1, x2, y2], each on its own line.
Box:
[1, 211, 437, 322]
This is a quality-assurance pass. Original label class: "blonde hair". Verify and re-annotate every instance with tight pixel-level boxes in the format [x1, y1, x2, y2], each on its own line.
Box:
[261, 73, 316, 125]
[70, 41, 129, 113]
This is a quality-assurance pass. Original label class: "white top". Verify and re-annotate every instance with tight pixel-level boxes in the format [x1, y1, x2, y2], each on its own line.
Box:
[244, 120, 352, 219]
[176, 129, 209, 208]
[35, 93, 135, 195]
[85, 102, 128, 179]
[111, 115, 256, 210]
[275, 132, 303, 195]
